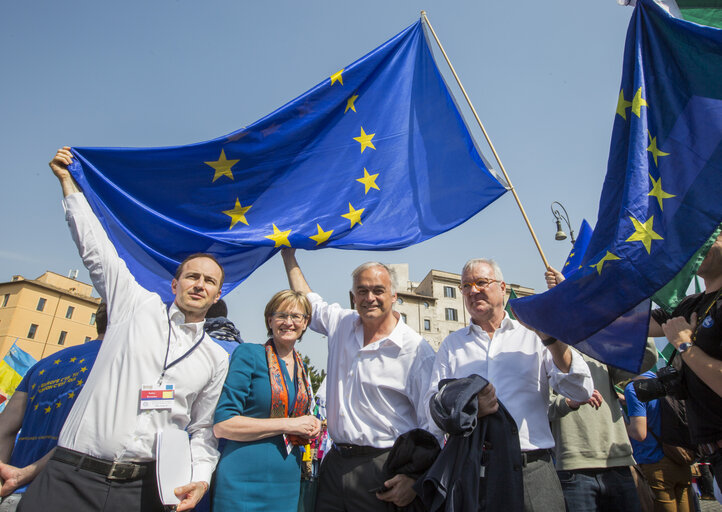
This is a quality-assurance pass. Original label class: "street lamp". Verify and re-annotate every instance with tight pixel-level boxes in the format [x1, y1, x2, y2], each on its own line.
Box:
[551, 201, 575, 245]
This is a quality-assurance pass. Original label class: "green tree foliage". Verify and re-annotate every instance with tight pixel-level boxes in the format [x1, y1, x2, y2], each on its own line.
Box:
[302, 355, 326, 394]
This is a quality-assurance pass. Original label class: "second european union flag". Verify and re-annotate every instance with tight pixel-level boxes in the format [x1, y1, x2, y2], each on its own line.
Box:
[67, 20, 507, 299]
[512, 0, 722, 372]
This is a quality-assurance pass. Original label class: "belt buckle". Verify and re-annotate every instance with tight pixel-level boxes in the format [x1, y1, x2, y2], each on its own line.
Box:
[107, 461, 122, 480]
[107, 461, 140, 481]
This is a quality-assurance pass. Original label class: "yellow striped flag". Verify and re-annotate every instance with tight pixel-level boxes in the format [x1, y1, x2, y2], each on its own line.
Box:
[0, 340, 36, 411]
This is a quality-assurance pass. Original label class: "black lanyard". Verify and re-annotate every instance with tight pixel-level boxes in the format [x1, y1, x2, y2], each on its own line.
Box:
[159, 315, 206, 384]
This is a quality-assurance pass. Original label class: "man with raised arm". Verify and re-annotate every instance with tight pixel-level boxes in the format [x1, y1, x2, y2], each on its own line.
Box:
[19, 148, 229, 512]
[281, 248, 435, 511]
[427, 258, 593, 512]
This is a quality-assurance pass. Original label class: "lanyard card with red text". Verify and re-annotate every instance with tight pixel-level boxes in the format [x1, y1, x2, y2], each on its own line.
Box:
[140, 384, 174, 410]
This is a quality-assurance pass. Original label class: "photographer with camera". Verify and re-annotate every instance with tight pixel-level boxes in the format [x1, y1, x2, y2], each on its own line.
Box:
[648, 233, 722, 494]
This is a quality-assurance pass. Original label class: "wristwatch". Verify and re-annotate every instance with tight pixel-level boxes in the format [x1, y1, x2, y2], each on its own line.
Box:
[677, 342, 693, 353]
[540, 336, 557, 347]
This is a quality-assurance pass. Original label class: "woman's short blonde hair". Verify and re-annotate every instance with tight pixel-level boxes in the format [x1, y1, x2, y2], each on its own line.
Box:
[264, 289, 312, 339]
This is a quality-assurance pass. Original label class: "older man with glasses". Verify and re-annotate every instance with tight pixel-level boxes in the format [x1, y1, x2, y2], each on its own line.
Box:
[426, 258, 594, 512]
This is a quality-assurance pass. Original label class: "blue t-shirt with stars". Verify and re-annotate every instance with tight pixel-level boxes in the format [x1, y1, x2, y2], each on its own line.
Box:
[10, 339, 101, 493]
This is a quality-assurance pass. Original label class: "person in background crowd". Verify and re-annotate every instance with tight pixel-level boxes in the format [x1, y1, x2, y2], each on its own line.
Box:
[281, 248, 435, 511]
[212, 290, 320, 512]
[625, 372, 692, 512]
[546, 266, 658, 511]
[427, 259, 594, 512]
[0, 303, 107, 512]
[204, 299, 244, 354]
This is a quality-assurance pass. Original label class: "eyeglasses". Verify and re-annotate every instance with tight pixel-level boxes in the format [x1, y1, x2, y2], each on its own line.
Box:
[459, 278, 501, 294]
[272, 312, 308, 323]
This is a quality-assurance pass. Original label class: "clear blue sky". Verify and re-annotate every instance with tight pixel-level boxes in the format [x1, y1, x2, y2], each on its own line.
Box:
[0, 1, 633, 369]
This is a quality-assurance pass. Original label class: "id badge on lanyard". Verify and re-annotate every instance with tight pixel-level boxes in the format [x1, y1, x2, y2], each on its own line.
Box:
[140, 384, 175, 410]
[139, 314, 205, 411]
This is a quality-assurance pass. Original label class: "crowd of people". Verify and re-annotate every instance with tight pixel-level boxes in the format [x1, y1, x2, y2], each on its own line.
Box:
[0, 148, 719, 511]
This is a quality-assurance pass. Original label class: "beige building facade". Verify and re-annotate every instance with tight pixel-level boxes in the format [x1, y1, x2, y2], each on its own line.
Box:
[0, 271, 101, 360]
[389, 264, 534, 350]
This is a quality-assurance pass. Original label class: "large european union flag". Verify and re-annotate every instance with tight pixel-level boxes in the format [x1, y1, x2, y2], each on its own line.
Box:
[512, 0, 722, 372]
[67, 20, 507, 300]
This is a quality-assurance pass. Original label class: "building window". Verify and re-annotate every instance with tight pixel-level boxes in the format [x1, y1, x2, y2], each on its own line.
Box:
[396, 297, 404, 305]
[84, 336, 91, 343]
[443, 286, 456, 298]
[2, 294, 9, 307]
[65, 306, 75, 319]
[423, 301, 429, 309]
[445, 308, 458, 322]
[36, 298, 46, 311]
[424, 319, 431, 331]
[27, 324, 38, 339]
[400, 313, 407, 323]
[58, 331, 67, 345]
[90, 313, 96, 325]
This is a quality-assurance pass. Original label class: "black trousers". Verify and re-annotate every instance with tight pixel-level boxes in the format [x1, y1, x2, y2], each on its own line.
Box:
[18, 458, 164, 512]
[315, 446, 391, 512]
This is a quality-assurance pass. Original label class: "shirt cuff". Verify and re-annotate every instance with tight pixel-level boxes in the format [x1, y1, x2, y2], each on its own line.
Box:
[62, 191, 87, 213]
[191, 462, 215, 486]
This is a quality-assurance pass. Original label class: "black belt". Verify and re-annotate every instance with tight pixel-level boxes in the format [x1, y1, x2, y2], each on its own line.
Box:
[334, 443, 390, 458]
[53, 447, 152, 481]
[521, 448, 552, 467]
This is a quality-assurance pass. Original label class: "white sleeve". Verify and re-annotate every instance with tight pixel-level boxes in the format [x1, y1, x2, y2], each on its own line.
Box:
[408, 341, 436, 432]
[63, 193, 148, 326]
[424, 343, 452, 443]
[187, 356, 229, 484]
[307, 292, 351, 343]
[544, 346, 594, 402]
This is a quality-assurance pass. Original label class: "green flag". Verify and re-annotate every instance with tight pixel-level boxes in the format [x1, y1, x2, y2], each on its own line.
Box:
[677, 0, 722, 28]
[652, 226, 721, 312]
[505, 288, 518, 320]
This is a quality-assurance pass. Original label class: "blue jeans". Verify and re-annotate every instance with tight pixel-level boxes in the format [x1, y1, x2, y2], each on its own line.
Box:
[557, 466, 641, 512]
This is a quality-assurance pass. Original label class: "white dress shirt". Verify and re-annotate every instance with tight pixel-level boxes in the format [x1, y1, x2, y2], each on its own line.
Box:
[57, 193, 229, 484]
[308, 292, 435, 448]
[427, 313, 593, 452]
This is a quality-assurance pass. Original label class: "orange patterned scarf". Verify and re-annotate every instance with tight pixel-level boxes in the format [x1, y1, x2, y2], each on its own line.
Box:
[265, 339, 311, 446]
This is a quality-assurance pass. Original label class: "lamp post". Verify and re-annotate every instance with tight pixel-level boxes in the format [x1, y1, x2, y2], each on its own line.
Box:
[551, 201, 575, 245]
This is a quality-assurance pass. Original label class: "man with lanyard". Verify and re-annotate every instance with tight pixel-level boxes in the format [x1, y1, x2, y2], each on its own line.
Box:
[426, 258, 593, 512]
[649, 233, 722, 492]
[0, 303, 106, 512]
[19, 148, 229, 512]
[281, 248, 436, 511]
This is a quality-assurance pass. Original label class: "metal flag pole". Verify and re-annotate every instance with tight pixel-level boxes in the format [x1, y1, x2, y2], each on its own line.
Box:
[420, 11, 550, 269]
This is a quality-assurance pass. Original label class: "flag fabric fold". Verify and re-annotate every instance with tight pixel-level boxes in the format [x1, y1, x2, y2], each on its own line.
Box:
[561, 220, 594, 278]
[67, 20, 507, 300]
[512, 0, 722, 372]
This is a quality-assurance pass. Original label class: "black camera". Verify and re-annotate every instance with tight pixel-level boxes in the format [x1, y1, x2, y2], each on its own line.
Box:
[633, 365, 686, 402]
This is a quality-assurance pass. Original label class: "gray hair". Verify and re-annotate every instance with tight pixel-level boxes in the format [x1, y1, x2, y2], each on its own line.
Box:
[351, 262, 397, 295]
[461, 258, 504, 283]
